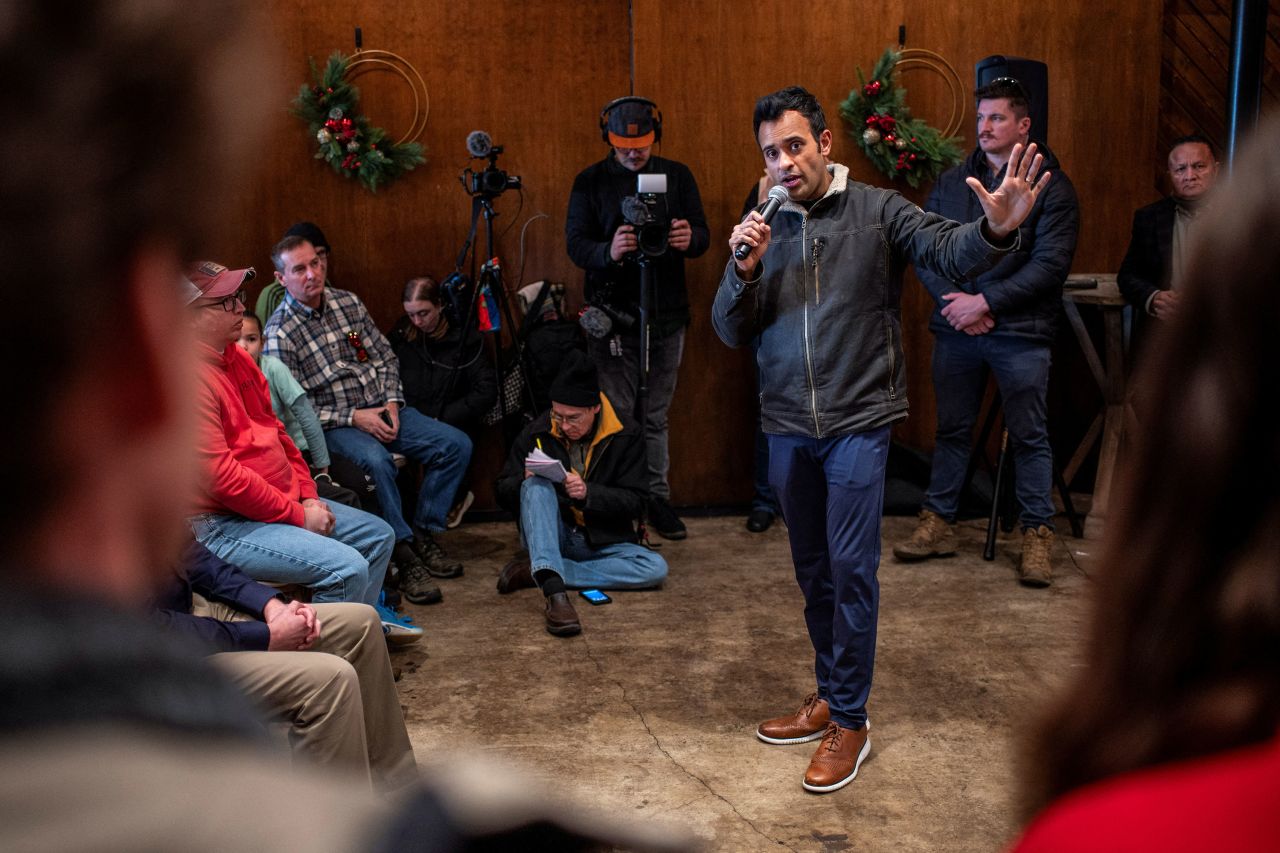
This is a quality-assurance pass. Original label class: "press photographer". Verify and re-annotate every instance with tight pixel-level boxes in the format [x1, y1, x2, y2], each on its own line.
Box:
[565, 96, 709, 539]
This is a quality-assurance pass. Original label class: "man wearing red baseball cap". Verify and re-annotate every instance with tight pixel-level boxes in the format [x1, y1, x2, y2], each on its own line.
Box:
[183, 260, 413, 644]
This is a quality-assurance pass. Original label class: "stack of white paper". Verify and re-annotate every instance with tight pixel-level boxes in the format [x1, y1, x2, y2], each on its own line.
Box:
[525, 447, 567, 482]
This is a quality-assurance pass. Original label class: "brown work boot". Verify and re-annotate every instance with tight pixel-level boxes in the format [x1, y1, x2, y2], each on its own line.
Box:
[892, 509, 958, 561]
[802, 721, 871, 793]
[1019, 525, 1054, 588]
[756, 692, 830, 744]
[544, 592, 582, 637]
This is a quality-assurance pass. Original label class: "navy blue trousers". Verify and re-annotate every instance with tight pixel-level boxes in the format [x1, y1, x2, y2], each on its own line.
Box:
[768, 426, 890, 729]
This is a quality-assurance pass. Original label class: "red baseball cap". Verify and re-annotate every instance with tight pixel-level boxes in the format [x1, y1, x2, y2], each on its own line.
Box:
[182, 260, 255, 305]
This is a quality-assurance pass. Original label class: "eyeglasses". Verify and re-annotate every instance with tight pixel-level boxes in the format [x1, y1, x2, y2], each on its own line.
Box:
[550, 409, 590, 427]
[198, 289, 246, 312]
[346, 330, 369, 362]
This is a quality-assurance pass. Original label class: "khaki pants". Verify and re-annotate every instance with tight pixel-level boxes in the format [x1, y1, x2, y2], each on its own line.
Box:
[201, 600, 417, 791]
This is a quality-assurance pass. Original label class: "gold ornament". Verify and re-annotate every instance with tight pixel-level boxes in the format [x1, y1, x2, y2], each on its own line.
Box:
[894, 136, 908, 150]
[317, 128, 332, 144]
[862, 128, 882, 145]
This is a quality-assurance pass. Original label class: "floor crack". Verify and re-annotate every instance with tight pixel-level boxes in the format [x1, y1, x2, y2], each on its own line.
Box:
[581, 635, 799, 851]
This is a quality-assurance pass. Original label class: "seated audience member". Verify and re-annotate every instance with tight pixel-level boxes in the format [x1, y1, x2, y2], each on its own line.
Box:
[264, 236, 469, 601]
[389, 275, 497, 525]
[1116, 134, 1220, 355]
[256, 220, 331, 323]
[185, 260, 417, 639]
[495, 352, 667, 637]
[1010, 119, 1280, 852]
[238, 310, 376, 513]
[0, 2, 697, 847]
[153, 540, 420, 789]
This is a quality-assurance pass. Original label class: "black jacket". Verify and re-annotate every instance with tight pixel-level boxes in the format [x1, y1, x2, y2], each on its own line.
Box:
[1117, 195, 1177, 310]
[565, 154, 710, 338]
[151, 540, 281, 652]
[495, 395, 646, 548]
[917, 144, 1079, 344]
[389, 322, 496, 432]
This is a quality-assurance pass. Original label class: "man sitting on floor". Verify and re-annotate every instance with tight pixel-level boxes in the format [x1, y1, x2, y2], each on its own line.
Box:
[153, 540, 420, 791]
[185, 260, 416, 641]
[495, 352, 667, 637]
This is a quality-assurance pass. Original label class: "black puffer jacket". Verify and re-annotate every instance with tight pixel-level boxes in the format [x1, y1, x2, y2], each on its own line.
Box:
[917, 145, 1079, 343]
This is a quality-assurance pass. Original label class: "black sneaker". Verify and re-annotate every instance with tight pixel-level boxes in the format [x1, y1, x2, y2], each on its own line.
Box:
[412, 530, 465, 579]
[393, 542, 444, 605]
[647, 496, 687, 541]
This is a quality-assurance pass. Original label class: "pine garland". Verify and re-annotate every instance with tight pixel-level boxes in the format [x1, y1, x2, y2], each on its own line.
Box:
[839, 48, 963, 188]
[292, 53, 425, 193]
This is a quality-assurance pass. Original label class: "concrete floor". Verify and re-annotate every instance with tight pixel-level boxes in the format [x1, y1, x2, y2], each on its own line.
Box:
[392, 514, 1098, 852]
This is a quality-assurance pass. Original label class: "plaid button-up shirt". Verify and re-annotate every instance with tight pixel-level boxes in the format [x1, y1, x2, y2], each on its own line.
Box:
[262, 287, 403, 428]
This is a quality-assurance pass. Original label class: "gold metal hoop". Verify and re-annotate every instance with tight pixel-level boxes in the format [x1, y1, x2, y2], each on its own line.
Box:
[893, 48, 965, 138]
[346, 48, 428, 146]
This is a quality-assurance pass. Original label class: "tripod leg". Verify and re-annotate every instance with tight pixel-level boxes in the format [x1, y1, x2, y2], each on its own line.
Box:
[983, 429, 1009, 561]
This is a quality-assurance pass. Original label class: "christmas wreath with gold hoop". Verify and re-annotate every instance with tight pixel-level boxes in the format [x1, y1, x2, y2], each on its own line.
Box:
[292, 52, 426, 193]
[839, 47, 964, 188]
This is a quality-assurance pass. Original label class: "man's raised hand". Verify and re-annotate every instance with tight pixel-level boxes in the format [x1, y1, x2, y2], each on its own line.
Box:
[968, 142, 1051, 239]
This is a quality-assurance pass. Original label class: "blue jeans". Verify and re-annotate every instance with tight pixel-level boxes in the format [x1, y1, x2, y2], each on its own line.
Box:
[588, 328, 683, 499]
[923, 333, 1056, 529]
[191, 502, 394, 605]
[768, 427, 890, 730]
[518, 477, 667, 589]
[326, 407, 472, 542]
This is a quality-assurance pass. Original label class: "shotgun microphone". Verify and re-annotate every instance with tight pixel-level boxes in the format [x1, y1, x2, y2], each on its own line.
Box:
[733, 185, 790, 262]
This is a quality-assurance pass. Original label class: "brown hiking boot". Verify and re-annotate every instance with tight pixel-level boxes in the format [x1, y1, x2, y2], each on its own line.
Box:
[1019, 525, 1054, 587]
[892, 509, 958, 561]
[757, 692, 830, 744]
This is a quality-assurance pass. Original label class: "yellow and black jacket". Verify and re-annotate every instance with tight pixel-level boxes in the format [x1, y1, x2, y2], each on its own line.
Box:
[495, 394, 647, 548]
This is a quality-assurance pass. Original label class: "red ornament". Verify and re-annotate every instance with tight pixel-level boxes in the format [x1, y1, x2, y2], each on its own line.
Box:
[877, 115, 897, 134]
[863, 80, 883, 97]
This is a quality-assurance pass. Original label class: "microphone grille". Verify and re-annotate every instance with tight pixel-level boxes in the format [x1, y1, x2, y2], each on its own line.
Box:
[767, 184, 790, 204]
[466, 130, 492, 158]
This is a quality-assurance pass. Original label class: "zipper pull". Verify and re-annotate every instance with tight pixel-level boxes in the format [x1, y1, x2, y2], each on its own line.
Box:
[811, 237, 824, 267]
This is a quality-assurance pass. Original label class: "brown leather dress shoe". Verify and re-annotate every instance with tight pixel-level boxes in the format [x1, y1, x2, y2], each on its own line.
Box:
[802, 721, 871, 793]
[756, 692, 830, 744]
[496, 558, 535, 594]
[544, 592, 582, 637]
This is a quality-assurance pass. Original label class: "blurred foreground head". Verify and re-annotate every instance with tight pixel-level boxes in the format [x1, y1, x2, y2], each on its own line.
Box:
[1026, 115, 1280, 810]
[0, 0, 271, 595]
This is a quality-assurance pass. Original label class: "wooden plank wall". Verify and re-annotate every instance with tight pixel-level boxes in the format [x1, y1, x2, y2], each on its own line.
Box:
[1158, 0, 1279, 190]
[218, 0, 1164, 510]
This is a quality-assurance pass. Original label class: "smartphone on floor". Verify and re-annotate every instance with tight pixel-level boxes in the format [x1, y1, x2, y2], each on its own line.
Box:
[579, 589, 611, 605]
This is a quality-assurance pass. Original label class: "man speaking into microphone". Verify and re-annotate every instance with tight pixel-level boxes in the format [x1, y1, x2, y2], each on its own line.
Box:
[713, 86, 1050, 794]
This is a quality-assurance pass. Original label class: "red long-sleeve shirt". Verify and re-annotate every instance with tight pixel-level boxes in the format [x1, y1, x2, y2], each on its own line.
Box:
[193, 342, 317, 526]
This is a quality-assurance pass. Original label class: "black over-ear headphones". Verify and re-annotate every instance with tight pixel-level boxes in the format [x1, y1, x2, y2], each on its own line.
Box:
[599, 95, 663, 145]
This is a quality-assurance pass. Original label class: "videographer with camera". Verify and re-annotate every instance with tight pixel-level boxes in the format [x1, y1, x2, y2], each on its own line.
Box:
[565, 96, 709, 541]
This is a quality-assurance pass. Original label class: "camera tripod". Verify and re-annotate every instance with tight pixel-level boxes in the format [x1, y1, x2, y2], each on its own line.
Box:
[447, 191, 535, 439]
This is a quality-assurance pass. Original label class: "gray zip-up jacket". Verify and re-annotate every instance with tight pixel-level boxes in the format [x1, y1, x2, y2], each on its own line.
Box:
[713, 163, 1014, 439]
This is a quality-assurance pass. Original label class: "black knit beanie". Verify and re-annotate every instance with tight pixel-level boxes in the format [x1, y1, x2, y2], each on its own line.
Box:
[283, 221, 330, 253]
[549, 351, 599, 408]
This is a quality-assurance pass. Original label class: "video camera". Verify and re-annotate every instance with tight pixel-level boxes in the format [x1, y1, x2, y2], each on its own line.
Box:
[620, 173, 668, 258]
[462, 130, 522, 198]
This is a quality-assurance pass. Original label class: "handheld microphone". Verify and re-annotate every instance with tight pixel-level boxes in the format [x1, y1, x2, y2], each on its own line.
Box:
[466, 130, 493, 158]
[733, 185, 790, 262]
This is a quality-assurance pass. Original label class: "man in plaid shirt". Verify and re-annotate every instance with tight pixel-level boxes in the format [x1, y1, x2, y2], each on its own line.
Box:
[263, 235, 470, 605]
